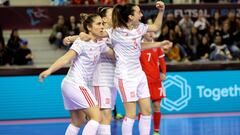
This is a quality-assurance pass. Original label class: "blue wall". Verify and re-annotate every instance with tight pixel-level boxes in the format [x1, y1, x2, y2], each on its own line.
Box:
[0, 70, 240, 120]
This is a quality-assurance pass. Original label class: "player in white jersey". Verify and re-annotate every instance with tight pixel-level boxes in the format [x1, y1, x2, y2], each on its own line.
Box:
[64, 8, 118, 135]
[39, 14, 114, 135]
[91, 7, 118, 135]
[108, 2, 172, 135]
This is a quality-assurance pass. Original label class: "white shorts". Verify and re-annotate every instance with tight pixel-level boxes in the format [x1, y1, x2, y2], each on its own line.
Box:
[114, 72, 150, 103]
[61, 79, 98, 110]
[92, 86, 117, 109]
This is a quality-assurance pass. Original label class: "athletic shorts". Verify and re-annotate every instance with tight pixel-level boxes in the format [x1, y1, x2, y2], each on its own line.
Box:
[148, 82, 166, 101]
[92, 86, 117, 109]
[61, 79, 98, 110]
[114, 72, 150, 102]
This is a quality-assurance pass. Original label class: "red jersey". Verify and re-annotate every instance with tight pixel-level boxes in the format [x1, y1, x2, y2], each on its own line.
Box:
[140, 48, 166, 83]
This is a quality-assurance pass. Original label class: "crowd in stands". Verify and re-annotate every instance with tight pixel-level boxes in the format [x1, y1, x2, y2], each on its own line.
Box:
[48, 9, 240, 63]
[1, 1, 240, 66]
[155, 10, 240, 62]
[0, 27, 33, 66]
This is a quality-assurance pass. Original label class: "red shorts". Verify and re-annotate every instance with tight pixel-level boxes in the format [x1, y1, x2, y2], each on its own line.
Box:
[148, 82, 165, 101]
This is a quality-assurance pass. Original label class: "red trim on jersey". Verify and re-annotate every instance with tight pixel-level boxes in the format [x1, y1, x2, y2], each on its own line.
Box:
[79, 86, 94, 107]
[94, 86, 101, 108]
[118, 79, 127, 102]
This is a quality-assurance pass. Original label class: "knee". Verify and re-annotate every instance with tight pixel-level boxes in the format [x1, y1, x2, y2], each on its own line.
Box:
[88, 109, 101, 122]
[101, 112, 112, 124]
[125, 111, 136, 119]
[141, 106, 152, 116]
[152, 103, 160, 112]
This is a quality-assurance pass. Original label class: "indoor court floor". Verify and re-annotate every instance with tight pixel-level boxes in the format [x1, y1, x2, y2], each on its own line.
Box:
[0, 112, 239, 135]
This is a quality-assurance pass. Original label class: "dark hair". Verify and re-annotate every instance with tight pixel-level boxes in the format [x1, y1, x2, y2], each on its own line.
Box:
[83, 14, 100, 34]
[10, 28, 19, 39]
[98, 7, 111, 17]
[112, 3, 136, 29]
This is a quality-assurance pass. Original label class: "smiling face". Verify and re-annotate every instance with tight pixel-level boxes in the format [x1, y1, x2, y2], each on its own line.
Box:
[129, 5, 143, 26]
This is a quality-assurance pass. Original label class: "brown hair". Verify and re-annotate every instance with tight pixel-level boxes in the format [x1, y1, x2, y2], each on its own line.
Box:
[83, 14, 100, 34]
[112, 3, 136, 29]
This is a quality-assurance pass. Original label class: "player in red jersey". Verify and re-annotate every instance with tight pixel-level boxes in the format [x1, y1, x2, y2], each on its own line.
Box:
[140, 32, 166, 135]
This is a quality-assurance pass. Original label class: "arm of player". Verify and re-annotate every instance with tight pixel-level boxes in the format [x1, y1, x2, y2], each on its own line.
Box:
[63, 31, 109, 46]
[159, 56, 166, 80]
[147, 1, 165, 32]
[141, 40, 172, 50]
[39, 50, 77, 82]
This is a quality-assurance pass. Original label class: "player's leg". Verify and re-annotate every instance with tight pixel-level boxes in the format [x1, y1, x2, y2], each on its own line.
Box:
[93, 86, 114, 135]
[137, 73, 152, 135]
[151, 82, 165, 135]
[138, 97, 152, 135]
[152, 100, 161, 135]
[65, 110, 84, 135]
[115, 78, 138, 135]
[82, 106, 101, 135]
[78, 85, 100, 135]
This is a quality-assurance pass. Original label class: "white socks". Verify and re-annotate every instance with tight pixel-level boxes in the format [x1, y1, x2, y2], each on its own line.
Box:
[97, 124, 111, 135]
[65, 124, 80, 135]
[82, 120, 100, 135]
[122, 117, 135, 135]
[139, 115, 151, 135]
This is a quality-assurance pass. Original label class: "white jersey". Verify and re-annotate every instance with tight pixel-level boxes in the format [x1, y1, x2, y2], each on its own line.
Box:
[65, 38, 109, 86]
[107, 23, 148, 79]
[92, 38, 116, 87]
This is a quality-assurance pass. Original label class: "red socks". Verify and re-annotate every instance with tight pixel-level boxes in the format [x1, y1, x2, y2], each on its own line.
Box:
[153, 112, 161, 132]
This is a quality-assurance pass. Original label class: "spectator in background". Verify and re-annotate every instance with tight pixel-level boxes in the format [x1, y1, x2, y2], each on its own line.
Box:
[222, 22, 240, 59]
[194, 10, 209, 37]
[6, 28, 22, 64]
[210, 35, 232, 61]
[14, 39, 33, 65]
[224, 10, 240, 34]
[67, 16, 80, 36]
[210, 10, 222, 31]
[49, 15, 68, 48]
[157, 24, 170, 41]
[187, 27, 201, 60]
[7, 28, 21, 53]
[51, 0, 69, 5]
[0, 26, 4, 48]
[166, 43, 181, 62]
[163, 12, 177, 30]
[0, 0, 9, 6]
[172, 25, 189, 61]
[196, 35, 210, 61]
[178, 12, 193, 42]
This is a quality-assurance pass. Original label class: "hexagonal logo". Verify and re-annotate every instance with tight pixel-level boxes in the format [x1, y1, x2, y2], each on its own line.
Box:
[162, 75, 191, 111]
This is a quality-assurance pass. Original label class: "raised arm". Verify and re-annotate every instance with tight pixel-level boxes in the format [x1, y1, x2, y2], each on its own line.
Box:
[63, 31, 109, 46]
[147, 1, 165, 32]
[39, 50, 77, 82]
